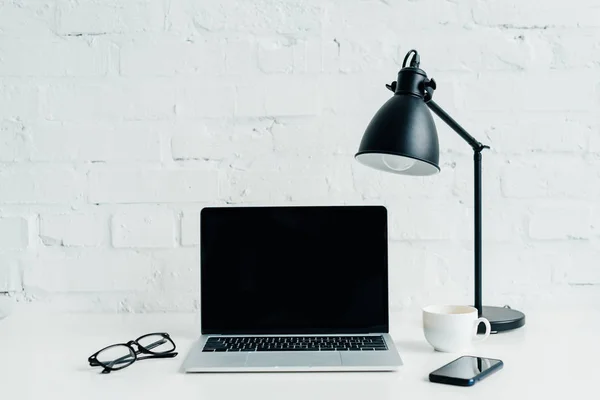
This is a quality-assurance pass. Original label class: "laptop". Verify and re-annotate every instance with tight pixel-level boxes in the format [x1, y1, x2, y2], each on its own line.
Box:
[181, 205, 403, 372]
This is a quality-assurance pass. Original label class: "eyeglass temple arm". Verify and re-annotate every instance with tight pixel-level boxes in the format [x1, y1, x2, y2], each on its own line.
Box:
[140, 338, 169, 352]
[136, 352, 178, 361]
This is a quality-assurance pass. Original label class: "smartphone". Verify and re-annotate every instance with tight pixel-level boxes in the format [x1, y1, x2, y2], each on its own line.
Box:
[429, 356, 503, 386]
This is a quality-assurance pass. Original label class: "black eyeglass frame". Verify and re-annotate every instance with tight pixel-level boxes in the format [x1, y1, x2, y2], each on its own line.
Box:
[88, 332, 178, 374]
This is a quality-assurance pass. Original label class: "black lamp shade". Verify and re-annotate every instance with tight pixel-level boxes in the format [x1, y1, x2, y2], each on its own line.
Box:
[355, 68, 440, 176]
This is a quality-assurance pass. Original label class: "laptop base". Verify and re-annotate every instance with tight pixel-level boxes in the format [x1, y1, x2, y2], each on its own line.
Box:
[182, 334, 402, 373]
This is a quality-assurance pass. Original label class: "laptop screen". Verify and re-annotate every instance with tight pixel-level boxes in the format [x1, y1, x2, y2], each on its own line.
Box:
[200, 205, 389, 335]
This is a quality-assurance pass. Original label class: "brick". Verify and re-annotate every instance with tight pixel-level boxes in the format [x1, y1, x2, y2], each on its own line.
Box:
[546, 242, 600, 284]
[42, 81, 176, 121]
[181, 211, 200, 246]
[589, 125, 600, 153]
[143, 248, 200, 297]
[167, 0, 322, 36]
[327, 0, 473, 34]
[0, 39, 108, 77]
[120, 36, 225, 77]
[235, 82, 267, 117]
[528, 204, 591, 240]
[258, 37, 294, 73]
[501, 156, 600, 199]
[0, 166, 84, 204]
[169, 120, 231, 160]
[481, 201, 528, 242]
[222, 168, 331, 204]
[321, 39, 341, 73]
[472, 0, 600, 28]
[236, 76, 321, 117]
[476, 113, 591, 154]
[0, 252, 21, 292]
[339, 38, 396, 74]
[0, 83, 39, 119]
[0, 118, 29, 162]
[483, 243, 554, 289]
[112, 208, 176, 248]
[176, 82, 235, 118]
[56, 0, 164, 35]
[501, 164, 547, 199]
[292, 37, 322, 73]
[0, 0, 56, 38]
[389, 200, 470, 240]
[404, 29, 553, 72]
[0, 218, 29, 250]
[223, 154, 358, 204]
[323, 2, 393, 38]
[40, 214, 107, 247]
[89, 169, 218, 203]
[546, 30, 600, 69]
[459, 71, 597, 112]
[171, 134, 227, 161]
[264, 76, 320, 116]
[171, 119, 273, 161]
[23, 248, 161, 292]
[222, 173, 329, 203]
[271, 116, 359, 156]
[224, 37, 258, 74]
[29, 122, 162, 162]
[592, 206, 600, 237]
[387, 241, 473, 309]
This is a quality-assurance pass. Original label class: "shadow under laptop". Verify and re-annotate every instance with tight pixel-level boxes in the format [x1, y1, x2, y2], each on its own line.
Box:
[182, 372, 402, 400]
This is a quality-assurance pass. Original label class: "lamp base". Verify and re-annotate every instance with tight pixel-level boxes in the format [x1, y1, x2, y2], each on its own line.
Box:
[478, 305, 525, 334]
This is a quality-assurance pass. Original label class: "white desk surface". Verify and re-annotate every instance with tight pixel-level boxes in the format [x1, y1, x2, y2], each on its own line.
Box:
[1, 305, 597, 399]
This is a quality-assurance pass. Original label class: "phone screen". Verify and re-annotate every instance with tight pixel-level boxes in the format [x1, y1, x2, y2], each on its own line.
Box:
[431, 356, 502, 381]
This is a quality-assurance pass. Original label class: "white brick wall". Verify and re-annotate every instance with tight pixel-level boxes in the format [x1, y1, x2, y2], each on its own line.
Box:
[88, 169, 219, 203]
[112, 208, 176, 248]
[181, 211, 201, 247]
[1, 0, 599, 312]
[0, 217, 29, 250]
[40, 213, 107, 247]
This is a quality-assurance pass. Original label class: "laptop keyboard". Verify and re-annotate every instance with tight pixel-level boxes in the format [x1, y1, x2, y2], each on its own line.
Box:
[202, 335, 387, 352]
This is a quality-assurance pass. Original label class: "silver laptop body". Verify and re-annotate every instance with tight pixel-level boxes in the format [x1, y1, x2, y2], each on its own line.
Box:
[182, 205, 403, 372]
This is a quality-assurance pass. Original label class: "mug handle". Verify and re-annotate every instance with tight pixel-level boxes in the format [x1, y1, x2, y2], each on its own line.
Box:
[473, 317, 491, 343]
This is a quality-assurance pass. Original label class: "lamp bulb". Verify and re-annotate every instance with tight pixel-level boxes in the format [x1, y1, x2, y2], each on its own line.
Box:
[382, 155, 415, 172]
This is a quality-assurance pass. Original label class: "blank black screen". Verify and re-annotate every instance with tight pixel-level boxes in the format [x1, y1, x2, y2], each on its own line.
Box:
[200, 206, 389, 334]
[431, 356, 503, 380]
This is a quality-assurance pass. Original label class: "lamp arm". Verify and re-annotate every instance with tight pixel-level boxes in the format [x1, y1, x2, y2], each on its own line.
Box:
[425, 100, 489, 152]
[425, 99, 489, 317]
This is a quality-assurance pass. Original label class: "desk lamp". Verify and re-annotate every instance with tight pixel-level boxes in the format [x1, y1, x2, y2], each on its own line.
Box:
[355, 49, 525, 332]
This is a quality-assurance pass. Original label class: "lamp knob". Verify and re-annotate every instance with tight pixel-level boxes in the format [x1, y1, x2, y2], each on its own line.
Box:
[422, 78, 436, 101]
[425, 78, 436, 90]
[385, 81, 397, 92]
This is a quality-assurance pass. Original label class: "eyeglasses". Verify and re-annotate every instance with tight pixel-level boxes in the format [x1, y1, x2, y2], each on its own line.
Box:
[88, 332, 178, 374]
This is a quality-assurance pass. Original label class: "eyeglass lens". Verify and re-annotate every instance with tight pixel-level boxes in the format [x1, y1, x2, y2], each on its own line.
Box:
[96, 344, 135, 369]
[137, 334, 175, 354]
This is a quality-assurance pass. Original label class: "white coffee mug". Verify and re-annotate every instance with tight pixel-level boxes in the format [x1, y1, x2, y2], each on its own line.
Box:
[422, 305, 491, 352]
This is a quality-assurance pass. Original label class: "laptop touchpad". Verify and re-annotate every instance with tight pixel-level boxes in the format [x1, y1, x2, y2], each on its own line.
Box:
[246, 352, 342, 367]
